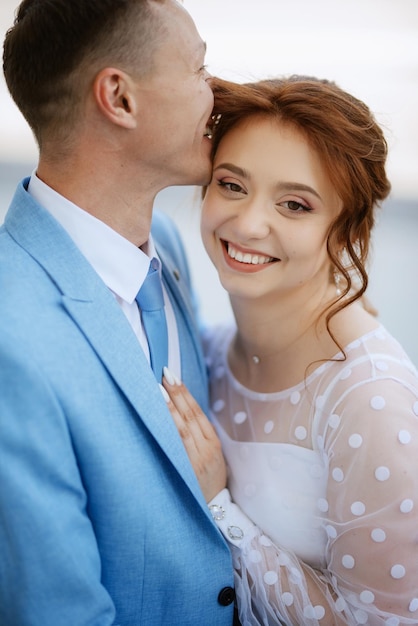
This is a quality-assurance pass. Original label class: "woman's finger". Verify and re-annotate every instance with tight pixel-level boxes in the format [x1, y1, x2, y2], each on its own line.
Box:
[161, 369, 227, 501]
[159, 383, 200, 458]
[162, 368, 217, 444]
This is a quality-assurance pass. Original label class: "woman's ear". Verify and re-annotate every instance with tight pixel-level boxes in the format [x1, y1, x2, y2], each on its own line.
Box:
[93, 67, 138, 129]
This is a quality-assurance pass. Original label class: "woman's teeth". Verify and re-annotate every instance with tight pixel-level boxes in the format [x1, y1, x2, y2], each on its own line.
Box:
[227, 243, 273, 265]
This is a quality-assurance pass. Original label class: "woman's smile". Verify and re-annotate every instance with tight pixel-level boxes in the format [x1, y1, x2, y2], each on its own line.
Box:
[222, 240, 278, 272]
[202, 117, 340, 298]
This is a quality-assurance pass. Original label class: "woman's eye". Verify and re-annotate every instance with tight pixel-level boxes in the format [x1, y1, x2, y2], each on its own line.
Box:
[218, 180, 245, 194]
[281, 200, 312, 213]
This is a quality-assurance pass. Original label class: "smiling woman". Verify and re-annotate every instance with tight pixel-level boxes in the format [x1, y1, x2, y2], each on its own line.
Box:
[202, 76, 390, 362]
[162, 75, 418, 626]
[203, 118, 342, 291]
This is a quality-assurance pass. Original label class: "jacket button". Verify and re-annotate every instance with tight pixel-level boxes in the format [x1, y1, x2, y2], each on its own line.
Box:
[218, 586, 235, 606]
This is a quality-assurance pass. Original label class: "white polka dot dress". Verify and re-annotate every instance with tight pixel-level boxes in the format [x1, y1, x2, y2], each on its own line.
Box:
[204, 324, 418, 625]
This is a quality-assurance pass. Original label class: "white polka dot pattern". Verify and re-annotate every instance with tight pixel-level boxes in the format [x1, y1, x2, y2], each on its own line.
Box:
[409, 598, 418, 612]
[329, 413, 341, 429]
[204, 323, 418, 625]
[332, 467, 344, 482]
[351, 501, 366, 516]
[342, 554, 355, 569]
[264, 420, 274, 435]
[400, 499, 414, 513]
[212, 398, 225, 412]
[370, 395, 386, 410]
[391, 565, 406, 579]
[264, 571, 278, 585]
[294, 426, 307, 441]
[360, 590, 375, 604]
[290, 391, 301, 405]
[398, 430, 411, 444]
[348, 433, 363, 448]
[282, 591, 294, 606]
[371, 528, 386, 543]
[303, 604, 326, 619]
[335, 597, 346, 612]
[234, 411, 247, 424]
[375, 466, 390, 481]
[326, 524, 337, 538]
[355, 609, 368, 624]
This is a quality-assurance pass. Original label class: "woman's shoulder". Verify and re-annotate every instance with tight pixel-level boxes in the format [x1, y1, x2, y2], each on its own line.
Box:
[312, 322, 418, 446]
[332, 302, 415, 367]
[317, 322, 417, 395]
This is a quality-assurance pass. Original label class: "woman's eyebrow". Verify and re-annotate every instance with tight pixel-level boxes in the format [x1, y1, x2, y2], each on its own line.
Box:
[277, 182, 322, 200]
[213, 163, 251, 179]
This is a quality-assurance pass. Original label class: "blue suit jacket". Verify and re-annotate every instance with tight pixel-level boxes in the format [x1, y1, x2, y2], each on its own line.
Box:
[0, 179, 234, 625]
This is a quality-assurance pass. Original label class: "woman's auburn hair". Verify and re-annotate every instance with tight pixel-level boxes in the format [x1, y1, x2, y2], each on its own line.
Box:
[207, 76, 391, 351]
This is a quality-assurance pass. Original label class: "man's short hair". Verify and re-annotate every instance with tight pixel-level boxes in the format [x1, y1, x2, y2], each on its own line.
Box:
[3, 0, 165, 146]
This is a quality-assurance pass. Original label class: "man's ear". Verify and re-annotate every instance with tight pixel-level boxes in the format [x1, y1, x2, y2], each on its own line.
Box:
[93, 67, 137, 129]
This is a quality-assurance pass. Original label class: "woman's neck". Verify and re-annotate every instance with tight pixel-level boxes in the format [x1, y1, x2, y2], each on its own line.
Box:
[228, 288, 380, 394]
[228, 286, 349, 393]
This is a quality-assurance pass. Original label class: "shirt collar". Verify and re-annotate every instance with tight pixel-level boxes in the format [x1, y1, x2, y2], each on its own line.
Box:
[28, 171, 159, 303]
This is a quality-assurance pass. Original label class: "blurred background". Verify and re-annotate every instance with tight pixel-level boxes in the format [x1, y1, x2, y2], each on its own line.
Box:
[1, 0, 417, 364]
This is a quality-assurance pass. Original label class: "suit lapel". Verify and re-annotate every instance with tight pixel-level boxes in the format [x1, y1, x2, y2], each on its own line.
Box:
[62, 293, 205, 499]
[4, 182, 207, 508]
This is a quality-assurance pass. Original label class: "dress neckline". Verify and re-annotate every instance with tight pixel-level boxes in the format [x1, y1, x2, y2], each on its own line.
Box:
[221, 324, 386, 401]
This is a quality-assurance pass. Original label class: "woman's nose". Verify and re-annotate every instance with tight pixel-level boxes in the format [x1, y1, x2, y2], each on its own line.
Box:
[232, 200, 272, 240]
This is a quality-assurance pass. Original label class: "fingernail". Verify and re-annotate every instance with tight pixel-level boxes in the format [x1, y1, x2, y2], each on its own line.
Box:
[163, 366, 182, 386]
[159, 383, 170, 403]
[163, 366, 175, 386]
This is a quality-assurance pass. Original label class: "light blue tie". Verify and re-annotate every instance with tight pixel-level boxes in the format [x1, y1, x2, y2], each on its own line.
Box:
[136, 262, 168, 382]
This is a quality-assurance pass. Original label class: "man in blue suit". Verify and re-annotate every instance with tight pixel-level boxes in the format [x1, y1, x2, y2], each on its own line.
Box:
[0, 1, 236, 624]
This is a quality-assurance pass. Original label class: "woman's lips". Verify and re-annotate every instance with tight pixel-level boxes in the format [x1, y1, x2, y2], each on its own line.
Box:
[221, 240, 279, 272]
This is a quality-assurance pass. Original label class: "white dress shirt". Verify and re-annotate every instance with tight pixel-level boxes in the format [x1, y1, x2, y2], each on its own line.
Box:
[28, 172, 180, 375]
